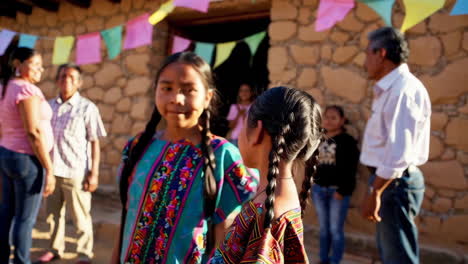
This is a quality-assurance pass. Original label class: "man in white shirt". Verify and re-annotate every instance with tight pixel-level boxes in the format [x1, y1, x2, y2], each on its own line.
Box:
[360, 27, 431, 264]
[35, 64, 107, 264]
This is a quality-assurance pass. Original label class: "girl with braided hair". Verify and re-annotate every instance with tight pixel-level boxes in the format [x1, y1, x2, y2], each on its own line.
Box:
[110, 52, 257, 264]
[210, 86, 322, 263]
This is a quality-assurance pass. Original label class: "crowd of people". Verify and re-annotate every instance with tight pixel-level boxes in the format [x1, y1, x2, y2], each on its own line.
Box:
[0, 26, 431, 264]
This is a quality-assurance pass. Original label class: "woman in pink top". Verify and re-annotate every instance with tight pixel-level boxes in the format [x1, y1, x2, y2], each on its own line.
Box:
[0, 47, 55, 264]
[226, 83, 255, 146]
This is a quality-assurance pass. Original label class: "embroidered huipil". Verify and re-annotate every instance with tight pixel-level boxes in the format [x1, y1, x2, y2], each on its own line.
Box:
[210, 201, 308, 264]
[119, 137, 258, 264]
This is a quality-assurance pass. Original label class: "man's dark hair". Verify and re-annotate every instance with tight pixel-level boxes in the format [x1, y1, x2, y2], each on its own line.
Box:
[368, 27, 409, 65]
[56, 63, 82, 81]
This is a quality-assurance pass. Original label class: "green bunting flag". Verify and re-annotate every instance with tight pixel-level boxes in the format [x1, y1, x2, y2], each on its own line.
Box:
[358, 0, 395, 26]
[214, 41, 236, 68]
[244, 31, 266, 57]
[195, 42, 215, 64]
[101, 26, 123, 59]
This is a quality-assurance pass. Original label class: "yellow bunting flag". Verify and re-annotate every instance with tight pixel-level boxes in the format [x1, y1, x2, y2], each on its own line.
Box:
[52, 36, 75, 65]
[149, 0, 175, 25]
[214, 42, 236, 68]
[401, 0, 445, 32]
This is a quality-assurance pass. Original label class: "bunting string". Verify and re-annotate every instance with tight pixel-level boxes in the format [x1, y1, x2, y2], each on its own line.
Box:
[0, 0, 465, 64]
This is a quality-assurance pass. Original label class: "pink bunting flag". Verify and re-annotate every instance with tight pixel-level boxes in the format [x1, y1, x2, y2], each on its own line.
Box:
[124, 13, 153, 50]
[172, 36, 191, 54]
[173, 0, 210, 12]
[76, 32, 101, 65]
[315, 0, 355, 32]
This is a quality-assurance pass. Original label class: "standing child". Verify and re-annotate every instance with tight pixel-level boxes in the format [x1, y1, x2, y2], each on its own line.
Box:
[312, 105, 359, 264]
[211, 86, 323, 263]
[111, 52, 257, 264]
[226, 83, 255, 145]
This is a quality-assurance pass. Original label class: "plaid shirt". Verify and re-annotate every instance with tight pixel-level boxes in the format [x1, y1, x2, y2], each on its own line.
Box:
[49, 92, 107, 178]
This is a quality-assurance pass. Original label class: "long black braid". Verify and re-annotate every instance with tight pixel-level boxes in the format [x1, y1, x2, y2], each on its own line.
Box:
[199, 109, 218, 259]
[247, 87, 322, 229]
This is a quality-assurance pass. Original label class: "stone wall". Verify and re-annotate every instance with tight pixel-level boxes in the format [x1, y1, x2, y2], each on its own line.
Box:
[0, 0, 171, 185]
[1, 0, 467, 252]
[268, 0, 468, 250]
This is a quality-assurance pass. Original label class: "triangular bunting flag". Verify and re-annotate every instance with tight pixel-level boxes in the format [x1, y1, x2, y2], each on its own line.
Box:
[149, 1, 175, 25]
[194, 42, 215, 64]
[244, 31, 266, 57]
[315, 0, 355, 32]
[124, 13, 153, 50]
[173, 0, 210, 12]
[450, 0, 468, 15]
[101, 26, 122, 59]
[76, 32, 101, 65]
[0, 30, 16, 56]
[172, 36, 191, 54]
[52, 36, 74, 65]
[401, 0, 445, 32]
[18, 34, 38, 49]
[214, 42, 236, 68]
[358, 0, 395, 26]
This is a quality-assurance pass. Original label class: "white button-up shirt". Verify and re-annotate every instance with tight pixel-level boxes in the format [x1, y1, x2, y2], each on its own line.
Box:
[49, 92, 107, 178]
[360, 64, 431, 179]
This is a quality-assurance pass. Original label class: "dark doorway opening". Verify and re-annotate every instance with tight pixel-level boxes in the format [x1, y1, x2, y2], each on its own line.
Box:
[169, 16, 270, 137]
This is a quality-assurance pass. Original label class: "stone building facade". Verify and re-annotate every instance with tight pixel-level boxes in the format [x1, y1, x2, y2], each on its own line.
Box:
[1, 0, 467, 256]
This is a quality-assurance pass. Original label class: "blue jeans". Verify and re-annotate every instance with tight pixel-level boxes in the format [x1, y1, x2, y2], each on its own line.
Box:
[312, 185, 350, 264]
[369, 167, 425, 264]
[0, 146, 44, 264]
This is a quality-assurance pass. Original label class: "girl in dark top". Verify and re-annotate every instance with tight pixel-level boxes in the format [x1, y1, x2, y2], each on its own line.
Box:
[312, 105, 359, 264]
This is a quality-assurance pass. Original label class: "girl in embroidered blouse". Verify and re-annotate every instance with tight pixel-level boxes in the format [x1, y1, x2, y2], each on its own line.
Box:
[211, 86, 323, 263]
[110, 52, 257, 264]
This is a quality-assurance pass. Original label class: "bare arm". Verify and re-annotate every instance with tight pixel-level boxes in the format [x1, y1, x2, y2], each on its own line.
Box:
[18, 96, 55, 196]
[214, 210, 237, 247]
[83, 140, 100, 192]
[361, 175, 394, 222]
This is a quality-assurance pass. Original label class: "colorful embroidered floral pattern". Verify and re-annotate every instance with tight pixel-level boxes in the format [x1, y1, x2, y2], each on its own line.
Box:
[126, 142, 203, 263]
[121, 137, 258, 264]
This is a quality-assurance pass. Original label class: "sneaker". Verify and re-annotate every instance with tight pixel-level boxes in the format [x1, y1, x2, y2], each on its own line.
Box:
[33, 251, 60, 264]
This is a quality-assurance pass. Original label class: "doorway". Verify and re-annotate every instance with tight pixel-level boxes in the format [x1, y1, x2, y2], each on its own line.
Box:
[169, 15, 270, 137]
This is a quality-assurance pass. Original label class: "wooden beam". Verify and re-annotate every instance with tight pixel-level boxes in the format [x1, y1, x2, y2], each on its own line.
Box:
[169, 11, 270, 26]
[108, 0, 121, 3]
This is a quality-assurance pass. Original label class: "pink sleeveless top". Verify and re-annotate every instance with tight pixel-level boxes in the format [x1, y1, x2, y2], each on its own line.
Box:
[0, 79, 53, 155]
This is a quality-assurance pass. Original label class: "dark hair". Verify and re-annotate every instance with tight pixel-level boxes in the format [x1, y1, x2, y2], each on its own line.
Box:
[246, 86, 322, 229]
[1, 47, 38, 99]
[118, 51, 219, 256]
[237, 82, 256, 103]
[368, 27, 409, 65]
[56, 63, 83, 81]
[325, 105, 349, 131]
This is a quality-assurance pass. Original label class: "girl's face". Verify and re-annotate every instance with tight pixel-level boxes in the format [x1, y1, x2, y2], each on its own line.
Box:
[238, 84, 252, 102]
[322, 108, 345, 133]
[155, 62, 213, 129]
[17, 54, 44, 84]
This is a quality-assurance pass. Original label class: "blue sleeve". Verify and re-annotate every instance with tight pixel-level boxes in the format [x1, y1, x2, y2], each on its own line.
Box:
[212, 141, 258, 224]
